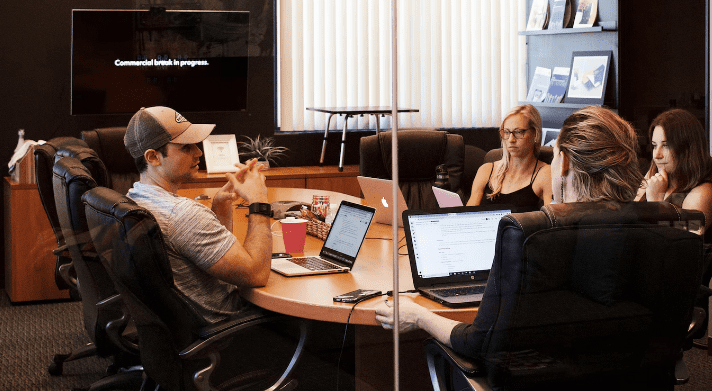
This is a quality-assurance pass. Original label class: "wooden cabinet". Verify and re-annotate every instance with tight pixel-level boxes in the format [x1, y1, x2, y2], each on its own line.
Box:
[181, 165, 361, 197]
[4, 177, 70, 302]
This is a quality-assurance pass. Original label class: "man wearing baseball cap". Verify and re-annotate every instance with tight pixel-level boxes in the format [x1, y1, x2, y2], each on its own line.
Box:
[124, 106, 272, 322]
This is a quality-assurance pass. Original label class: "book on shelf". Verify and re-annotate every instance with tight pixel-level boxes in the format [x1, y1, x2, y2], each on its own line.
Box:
[549, 0, 573, 30]
[526, 0, 549, 31]
[544, 67, 571, 103]
[573, 0, 598, 28]
[526, 66, 551, 103]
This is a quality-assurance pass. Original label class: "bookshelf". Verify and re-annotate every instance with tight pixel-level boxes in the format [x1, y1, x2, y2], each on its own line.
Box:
[522, 0, 619, 128]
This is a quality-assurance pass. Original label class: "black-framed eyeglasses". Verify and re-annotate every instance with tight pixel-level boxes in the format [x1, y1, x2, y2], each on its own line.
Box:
[500, 128, 530, 139]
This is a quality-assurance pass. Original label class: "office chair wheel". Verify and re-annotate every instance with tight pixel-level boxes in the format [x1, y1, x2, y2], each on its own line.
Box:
[48, 354, 69, 376]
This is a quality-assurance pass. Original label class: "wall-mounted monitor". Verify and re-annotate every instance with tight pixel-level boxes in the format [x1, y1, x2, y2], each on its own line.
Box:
[71, 9, 249, 115]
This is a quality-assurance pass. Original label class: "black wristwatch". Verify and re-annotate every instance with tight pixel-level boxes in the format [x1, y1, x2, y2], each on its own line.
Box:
[248, 202, 273, 218]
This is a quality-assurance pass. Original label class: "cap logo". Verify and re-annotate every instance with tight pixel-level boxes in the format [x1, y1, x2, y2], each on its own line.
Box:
[175, 112, 188, 123]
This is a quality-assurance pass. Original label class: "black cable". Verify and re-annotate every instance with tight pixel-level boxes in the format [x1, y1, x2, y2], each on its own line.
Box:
[335, 294, 385, 391]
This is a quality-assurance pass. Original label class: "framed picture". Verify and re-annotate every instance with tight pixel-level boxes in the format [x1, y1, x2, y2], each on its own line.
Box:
[565, 51, 612, 105]
[203, 134, 240, 174]
[542, 128, 560, 147]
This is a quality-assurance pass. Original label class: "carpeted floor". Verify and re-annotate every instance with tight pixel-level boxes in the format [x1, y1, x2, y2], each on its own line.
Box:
[0, 290, 356, 391]
[1, 289, 711, 390]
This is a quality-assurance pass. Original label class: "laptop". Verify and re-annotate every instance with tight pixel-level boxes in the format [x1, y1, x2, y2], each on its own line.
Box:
[432, 186, 464, 207]
[271, 200, 376, 277]
[357, 176, 408, 227]
[403, 205, 514, 307]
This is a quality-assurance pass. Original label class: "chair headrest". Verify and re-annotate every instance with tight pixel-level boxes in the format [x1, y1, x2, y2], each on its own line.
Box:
[506, 201, 705, 239]
[55, 145, 109, 188]
[361, 129, 460, 180]
[81, 127, 136, 173]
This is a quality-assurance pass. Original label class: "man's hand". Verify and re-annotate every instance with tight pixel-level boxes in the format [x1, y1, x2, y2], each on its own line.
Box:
[226, 159, 269, 204]
[645, 169, 669, 202]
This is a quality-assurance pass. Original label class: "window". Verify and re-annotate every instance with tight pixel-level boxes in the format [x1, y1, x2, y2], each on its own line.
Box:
[278, 0, 527, 132]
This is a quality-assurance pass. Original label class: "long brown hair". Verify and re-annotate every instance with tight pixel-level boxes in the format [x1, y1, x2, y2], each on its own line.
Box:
[488, 104, 542, 199]
[645, 108, 712, 193]
[557, 106, 641, 202]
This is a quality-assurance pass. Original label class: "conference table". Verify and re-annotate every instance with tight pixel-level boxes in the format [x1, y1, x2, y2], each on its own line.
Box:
[177, 186, 478, 391]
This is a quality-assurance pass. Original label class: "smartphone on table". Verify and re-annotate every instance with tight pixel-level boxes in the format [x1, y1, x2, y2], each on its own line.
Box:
[333, 289, 382, 303]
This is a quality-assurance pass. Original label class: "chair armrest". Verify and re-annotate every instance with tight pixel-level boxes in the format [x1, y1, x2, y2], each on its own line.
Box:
[57, 260, 77, 289]
[52, 244, 69, 256]
[179, 310, 309, 391]
[182, 308, 299, 359]
[423, 338, 485, 378]
[99, 294, 140, 354]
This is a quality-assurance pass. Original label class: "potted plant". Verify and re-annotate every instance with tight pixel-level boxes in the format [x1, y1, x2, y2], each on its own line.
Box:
[237, 135, 289, 169]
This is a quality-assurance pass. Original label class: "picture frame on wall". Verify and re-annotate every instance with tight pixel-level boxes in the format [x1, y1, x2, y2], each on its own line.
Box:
[565, 50, 612, 105]
[203, 134, 240, 174]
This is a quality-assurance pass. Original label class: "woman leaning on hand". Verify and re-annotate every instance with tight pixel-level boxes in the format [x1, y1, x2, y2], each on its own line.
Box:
[635, 108, 712, 232]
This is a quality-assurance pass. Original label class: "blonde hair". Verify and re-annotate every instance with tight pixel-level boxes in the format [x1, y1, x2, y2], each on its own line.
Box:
[557, 106, 641, 202]
[488, 104, 543, 199]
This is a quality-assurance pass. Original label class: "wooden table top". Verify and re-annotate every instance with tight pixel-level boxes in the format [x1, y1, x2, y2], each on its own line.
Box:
[176, 186, 478, 326]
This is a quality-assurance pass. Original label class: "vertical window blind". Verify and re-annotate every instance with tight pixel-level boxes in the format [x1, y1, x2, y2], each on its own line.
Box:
[278, 0, 527, 132]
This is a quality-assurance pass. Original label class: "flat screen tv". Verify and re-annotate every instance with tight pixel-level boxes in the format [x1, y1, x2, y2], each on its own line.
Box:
[71, 9, 249, 115]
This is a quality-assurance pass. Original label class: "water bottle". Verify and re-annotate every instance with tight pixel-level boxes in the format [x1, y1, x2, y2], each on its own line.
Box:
[434, 164, 450, 191]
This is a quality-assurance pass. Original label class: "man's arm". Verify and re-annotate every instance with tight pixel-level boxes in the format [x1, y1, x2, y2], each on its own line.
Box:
[206, 159, 273, 287]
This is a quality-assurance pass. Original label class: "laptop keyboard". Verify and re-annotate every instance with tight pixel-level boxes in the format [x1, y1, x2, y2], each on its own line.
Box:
[288, 256, 341, 271]
[432, 285, 485, 297]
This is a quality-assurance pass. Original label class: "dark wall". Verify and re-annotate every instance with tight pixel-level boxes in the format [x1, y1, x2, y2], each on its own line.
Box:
[0, 0, 277, 288]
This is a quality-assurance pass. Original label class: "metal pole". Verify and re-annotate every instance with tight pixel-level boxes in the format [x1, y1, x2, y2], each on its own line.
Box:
[391, 1, 400, 390]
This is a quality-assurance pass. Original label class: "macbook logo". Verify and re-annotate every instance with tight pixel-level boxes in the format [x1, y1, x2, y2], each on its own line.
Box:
[381, 197, 389, 208]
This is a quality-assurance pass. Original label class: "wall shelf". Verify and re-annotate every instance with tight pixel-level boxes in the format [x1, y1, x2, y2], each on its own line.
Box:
[519, 26, 612, 36]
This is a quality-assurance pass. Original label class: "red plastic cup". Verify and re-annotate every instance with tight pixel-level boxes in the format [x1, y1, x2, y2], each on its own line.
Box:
[280, 217, 308, 254]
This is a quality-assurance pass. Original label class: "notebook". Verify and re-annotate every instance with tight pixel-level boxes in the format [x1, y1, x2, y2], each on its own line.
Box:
[271, 200, 376, 277]
[432, 186, 464, 208]
[403, 205, 514, 307]
[357, 176, 408, 227]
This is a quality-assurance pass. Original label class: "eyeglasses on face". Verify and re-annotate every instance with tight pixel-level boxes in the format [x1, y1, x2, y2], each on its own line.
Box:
[500, 128, 530, 139]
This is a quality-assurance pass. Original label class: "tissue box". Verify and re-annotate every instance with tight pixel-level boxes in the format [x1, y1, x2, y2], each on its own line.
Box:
[10, 145, 36, 184]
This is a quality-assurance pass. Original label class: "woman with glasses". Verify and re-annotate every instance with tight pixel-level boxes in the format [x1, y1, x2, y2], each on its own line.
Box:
[635, 108, 712, 233]
[466, 104, 552, 210]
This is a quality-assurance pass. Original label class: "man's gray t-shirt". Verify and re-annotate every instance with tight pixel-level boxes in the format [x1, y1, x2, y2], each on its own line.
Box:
[128, 182, 241, 323]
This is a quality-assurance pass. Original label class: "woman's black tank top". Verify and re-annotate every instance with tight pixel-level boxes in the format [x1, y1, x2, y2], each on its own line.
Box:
[481, 162, 543, 211]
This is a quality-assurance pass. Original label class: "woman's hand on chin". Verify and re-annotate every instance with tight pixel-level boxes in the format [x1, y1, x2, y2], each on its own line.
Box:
[646, 170, 669, 201]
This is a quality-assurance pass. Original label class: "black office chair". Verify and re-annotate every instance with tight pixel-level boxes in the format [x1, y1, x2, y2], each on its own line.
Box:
[81, 127, 139, 196]
[461, 145, 487, 202]
[83, 186, 308, 391]
[424, 201, 705, 391]
[34, 136, 91, 292]
[51, 156, 143, 390]
[359, 129, 465, 210]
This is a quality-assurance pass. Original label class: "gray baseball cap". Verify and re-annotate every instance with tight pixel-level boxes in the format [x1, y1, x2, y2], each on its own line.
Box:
[124, 106, 215, 158]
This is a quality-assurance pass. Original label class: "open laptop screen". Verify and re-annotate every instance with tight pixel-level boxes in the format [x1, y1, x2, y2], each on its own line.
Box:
[406, 207, 510, 280]
[320, 202, 375, 265]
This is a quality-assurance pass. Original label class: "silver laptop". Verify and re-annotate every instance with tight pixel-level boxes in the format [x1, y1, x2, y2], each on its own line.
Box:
[357, 176, 408, 227]
[432, 186, 464, 207]
[403, 205, 513, 307]
[271, 201, 376, 277]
